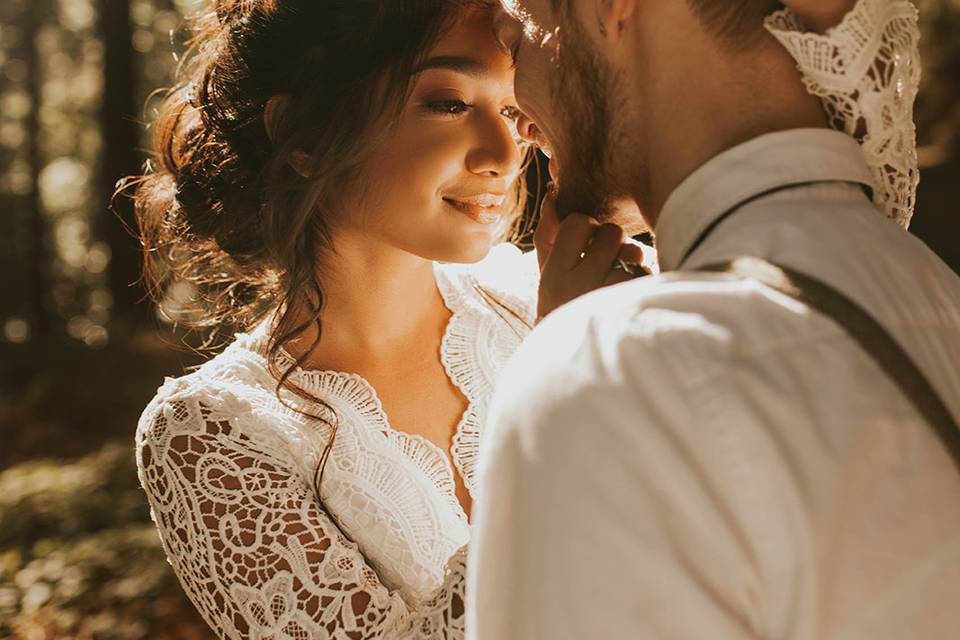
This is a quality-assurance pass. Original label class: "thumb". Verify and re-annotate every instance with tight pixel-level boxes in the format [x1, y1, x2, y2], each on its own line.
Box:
[534, 191, 560, 271]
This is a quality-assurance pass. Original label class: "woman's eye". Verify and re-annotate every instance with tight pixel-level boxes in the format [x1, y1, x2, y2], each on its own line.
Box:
[500, 105, 522, 121]
[427, 100, 472, 115]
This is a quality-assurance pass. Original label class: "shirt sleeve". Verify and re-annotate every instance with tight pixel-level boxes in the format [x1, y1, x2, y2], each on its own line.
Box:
[467, 311, 787, 640]
[765, 0, 921, 228]
[136, 389, 466, 640]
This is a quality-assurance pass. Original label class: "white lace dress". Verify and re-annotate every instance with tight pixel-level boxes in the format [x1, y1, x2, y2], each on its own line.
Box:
[765, 0, 921, 227]
[137, 244, 538, 639]
[136, 2, 921, 637]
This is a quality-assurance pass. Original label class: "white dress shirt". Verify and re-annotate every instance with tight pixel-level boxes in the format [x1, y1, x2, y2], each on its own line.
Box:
[468, 129, 960, 640]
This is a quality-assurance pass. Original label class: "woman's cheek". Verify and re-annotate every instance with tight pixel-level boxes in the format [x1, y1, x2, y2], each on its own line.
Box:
[403, 133, 467, 193]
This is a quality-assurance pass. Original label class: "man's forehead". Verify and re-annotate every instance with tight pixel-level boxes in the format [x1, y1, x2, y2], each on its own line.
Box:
[499, 0, 520, 18]
[499, 0, 538, 24]
[498, 0, 549, 41]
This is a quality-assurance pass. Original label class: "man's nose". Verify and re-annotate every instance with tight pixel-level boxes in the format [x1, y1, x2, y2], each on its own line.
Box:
[516, 112, 540, 144]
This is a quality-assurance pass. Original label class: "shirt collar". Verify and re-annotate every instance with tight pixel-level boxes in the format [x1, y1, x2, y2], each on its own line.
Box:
[654, 128, 875, 272]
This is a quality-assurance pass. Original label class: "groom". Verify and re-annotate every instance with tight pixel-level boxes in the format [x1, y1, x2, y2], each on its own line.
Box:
[469, 1, 960, 638]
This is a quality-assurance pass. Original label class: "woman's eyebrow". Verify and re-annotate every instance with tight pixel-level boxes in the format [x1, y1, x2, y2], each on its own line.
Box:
[415, 55, 489, 78]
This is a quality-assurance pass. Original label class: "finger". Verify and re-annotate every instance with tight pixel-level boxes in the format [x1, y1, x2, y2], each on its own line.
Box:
[616, 242, 646, 266]
[624, 238, 660, 274]
[613, 250, 653, 278]
[533, 192, 561, 271]
[602, 268, 636, 287]
[545, 213, 599, 273]
[602, 248, 649, 286]
[577, 223, 624, 280]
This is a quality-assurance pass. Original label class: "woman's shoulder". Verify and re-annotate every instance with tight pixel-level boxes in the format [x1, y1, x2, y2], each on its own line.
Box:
[135, 330, 318, 462]
[139, 331, 268, 411]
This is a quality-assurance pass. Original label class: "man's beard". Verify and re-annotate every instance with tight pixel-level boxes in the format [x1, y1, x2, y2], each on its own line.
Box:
[551, 16, 646, 234]
[552, 15, 616, 218]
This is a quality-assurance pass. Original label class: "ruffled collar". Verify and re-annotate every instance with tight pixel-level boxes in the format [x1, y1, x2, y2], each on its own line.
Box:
[433, 248, 536, 498]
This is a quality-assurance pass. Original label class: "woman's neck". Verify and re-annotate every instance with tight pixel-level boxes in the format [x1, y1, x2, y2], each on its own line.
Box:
[285, 231, 450, 372]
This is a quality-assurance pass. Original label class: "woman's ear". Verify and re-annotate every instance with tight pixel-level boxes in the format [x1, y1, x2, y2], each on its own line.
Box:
[264, 95, 312, 177]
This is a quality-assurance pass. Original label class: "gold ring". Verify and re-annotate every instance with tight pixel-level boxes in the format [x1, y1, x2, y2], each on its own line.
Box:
[613, 259, 642, 276]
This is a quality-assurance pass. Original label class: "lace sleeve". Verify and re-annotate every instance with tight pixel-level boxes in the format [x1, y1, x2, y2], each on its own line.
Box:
[765, 0, 921, 228]
[136, 389, 466, 639]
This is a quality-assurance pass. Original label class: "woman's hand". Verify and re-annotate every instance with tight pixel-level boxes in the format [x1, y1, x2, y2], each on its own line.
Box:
[534, 193, 647, 321]
[780, 0, 858, 33]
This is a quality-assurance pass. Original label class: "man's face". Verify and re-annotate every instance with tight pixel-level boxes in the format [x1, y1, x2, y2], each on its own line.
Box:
[494, 1, 562, 160]
[496, 1, 641, 231]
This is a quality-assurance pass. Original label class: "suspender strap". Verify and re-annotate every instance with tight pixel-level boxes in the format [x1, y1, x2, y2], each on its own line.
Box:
[699, 257, 960, 475]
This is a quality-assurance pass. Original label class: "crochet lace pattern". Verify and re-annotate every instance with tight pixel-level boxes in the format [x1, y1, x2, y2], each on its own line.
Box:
[136, 245, 537, 639]
[766, 0, 921, 228]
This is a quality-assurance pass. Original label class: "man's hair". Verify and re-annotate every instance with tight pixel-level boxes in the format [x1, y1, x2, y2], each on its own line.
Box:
[550, 1, 784, 47]
[687, 0, 784, 46]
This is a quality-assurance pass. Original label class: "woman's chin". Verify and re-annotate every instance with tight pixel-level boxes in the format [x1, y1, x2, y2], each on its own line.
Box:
[450, 241, 496, 264]
[426, 237, 496, 265]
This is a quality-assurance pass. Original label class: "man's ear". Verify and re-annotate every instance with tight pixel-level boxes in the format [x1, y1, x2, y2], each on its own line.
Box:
[595, 0, 636, 42]
[264, 95, 312, 177]
[263, 95, 289, 144]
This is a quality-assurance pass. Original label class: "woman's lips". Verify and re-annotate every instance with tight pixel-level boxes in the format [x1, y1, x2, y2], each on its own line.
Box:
[443, 195, 505, 225]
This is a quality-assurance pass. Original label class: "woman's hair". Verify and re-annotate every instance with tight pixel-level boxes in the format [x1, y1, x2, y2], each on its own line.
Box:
[132, 0, 532, 492]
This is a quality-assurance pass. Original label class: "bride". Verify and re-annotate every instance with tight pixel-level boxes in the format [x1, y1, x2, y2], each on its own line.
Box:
[134, 0, 921, 637]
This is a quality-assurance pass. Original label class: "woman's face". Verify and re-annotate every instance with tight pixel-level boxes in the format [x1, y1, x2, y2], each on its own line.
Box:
[338, 7, 524, 264]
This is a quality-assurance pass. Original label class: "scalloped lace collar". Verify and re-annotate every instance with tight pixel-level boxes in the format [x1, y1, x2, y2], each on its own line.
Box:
[233, 257, 526, 524]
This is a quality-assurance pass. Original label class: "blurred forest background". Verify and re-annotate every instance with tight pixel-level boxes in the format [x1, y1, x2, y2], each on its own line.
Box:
[0, 0, 958, 638]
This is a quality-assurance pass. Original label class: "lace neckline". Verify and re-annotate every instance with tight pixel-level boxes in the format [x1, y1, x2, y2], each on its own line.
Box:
[238, 260, 494, 525]
[270, 348, 470, 525]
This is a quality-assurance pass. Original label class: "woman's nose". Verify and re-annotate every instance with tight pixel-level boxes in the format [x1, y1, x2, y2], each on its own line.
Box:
[466, 115, 523, 178]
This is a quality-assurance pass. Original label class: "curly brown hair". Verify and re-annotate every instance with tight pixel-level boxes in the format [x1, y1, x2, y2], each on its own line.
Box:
[131, 0, 531, 491]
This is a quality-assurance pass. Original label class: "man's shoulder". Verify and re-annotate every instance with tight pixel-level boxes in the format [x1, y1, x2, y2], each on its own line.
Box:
[496, 272, 788, 413]
[520, 271, 788, 368]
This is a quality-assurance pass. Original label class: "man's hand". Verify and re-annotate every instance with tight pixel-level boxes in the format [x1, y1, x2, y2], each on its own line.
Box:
[780, 0, 858, 33]
[534, 193, 647, 321]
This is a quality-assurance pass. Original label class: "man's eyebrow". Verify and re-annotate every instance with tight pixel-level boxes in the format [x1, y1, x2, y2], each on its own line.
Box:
[414, 55, 489, 78]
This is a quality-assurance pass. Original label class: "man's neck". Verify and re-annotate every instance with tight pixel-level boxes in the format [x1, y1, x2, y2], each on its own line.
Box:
[624, 16, 829, 227]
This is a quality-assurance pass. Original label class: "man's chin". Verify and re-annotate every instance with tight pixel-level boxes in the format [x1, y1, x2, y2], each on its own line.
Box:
[600, 198, 649, 236]
[556, 186, 648, 236]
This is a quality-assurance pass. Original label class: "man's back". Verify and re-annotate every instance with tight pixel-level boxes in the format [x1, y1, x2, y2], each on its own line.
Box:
[469, 130, 960, 640]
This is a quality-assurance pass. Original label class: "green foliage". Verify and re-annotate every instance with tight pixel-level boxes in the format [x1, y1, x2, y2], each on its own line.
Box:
[0, 442, 148, 548]
[0, 442, 212, 639]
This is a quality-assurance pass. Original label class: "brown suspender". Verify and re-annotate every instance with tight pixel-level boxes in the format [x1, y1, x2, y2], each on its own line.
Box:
[699, 257, 960, 475]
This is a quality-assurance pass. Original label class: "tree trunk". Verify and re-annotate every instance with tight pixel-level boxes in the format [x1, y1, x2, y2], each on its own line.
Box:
[99, 0, 145, 325]
[25, 0, 49, 336]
